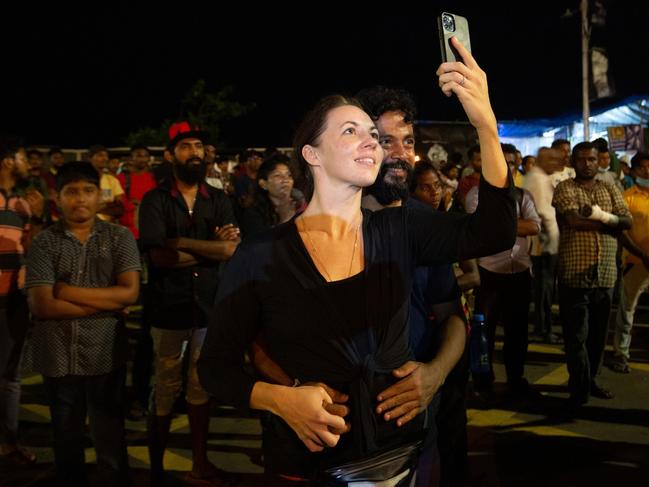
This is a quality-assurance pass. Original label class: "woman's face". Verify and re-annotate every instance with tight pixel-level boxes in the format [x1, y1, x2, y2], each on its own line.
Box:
[307, 105, 383, 190]
[413, 169, 443, 209]
[262, 163, 294, 199]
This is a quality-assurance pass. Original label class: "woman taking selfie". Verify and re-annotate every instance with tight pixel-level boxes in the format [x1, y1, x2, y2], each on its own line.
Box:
[200, 38, 514, 485]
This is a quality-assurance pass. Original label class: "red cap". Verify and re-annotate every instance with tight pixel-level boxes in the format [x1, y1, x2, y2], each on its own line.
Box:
[168, 121, 208, 148]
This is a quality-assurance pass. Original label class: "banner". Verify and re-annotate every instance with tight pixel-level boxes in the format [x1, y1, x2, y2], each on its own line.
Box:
[607, 125, 644, 151]
[590, 0, 615, 100]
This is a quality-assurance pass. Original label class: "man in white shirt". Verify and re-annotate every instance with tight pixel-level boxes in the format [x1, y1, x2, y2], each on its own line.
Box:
[524, 147, 563, 343]
[550, 139, 576, 188]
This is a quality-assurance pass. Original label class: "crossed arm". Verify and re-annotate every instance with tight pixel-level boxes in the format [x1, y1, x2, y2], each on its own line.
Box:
[28, 270, 140, 319]
[561, 210, 632, 233]
[148, 225, 240, 269]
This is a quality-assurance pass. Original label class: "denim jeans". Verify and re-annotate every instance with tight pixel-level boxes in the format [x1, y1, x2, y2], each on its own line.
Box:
[43, 366, 129, 487]
[0, 293, 30, 445]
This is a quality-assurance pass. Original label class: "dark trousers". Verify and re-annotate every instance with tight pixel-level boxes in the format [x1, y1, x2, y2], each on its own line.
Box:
[436, 346, 468, 487]
[43, 366, 129, 487]
[0, 293, 30, 445]
[131, 324, 153, 406]
[531, 254, 558, 336]
[131, 275, 153, 407]
[474, 267, 532, 389]
[558, 285, 613, 402]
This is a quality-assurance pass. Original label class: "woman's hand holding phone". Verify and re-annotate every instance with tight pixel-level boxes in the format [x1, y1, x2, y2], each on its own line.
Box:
[436, 37, 497, 134]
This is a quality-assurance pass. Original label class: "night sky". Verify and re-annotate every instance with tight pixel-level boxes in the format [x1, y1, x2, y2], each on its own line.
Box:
[3, 1, 648, 149]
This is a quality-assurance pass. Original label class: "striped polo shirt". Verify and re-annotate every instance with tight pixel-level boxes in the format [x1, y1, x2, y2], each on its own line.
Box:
[0, 189, 30, 305]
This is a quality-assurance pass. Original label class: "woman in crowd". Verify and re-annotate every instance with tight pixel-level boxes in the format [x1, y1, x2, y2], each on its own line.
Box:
[240, 154, 301, 238]
[199, 37, 515, 484]
[410, 161, 451, 212]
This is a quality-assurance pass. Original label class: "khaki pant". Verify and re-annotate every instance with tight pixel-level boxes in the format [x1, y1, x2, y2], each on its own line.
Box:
[614, 263, 649, 360]
[150, 327, 208, 416]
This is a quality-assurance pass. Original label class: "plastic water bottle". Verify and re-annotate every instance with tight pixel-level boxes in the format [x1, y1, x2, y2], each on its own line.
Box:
[470, 313, 490, 375]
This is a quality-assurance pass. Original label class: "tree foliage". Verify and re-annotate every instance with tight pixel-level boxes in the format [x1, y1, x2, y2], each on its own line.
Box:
[124, 80, 253, 148]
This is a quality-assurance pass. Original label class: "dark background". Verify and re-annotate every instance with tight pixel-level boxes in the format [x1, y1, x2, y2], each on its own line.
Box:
[2, 1, 647, 148]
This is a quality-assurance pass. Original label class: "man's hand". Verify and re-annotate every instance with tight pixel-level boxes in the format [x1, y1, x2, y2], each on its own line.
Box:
[302, 382, 350, 435]
[215, 224, 241, 241]
[376, 360, 444, 427]
[274, 385, 346, 453]
[24, 190, 45, 218]
[52, 282, 70, 299]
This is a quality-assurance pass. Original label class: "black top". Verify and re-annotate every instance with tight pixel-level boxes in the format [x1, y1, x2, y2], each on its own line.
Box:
[405, 198, 462, 363]
[198, 176, 516, 477]
[139, 181, 236, 329]
[240, 203, 274, 239]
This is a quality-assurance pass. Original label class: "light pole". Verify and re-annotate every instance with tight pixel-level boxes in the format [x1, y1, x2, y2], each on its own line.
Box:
[581, 0, 590, 141]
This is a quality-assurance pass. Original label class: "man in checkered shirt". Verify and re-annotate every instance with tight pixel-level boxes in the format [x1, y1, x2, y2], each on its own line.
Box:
[553, 141, 632, 410]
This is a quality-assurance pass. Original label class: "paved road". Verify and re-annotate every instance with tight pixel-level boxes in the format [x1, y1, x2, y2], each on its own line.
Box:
[3, 313, 648, 486]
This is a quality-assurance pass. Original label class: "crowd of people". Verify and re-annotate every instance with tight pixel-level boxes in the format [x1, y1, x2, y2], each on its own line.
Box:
[0, 37, 647, 487]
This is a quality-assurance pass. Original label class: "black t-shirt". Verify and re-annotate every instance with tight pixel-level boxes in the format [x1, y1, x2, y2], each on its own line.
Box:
[199, 176, 516, 477]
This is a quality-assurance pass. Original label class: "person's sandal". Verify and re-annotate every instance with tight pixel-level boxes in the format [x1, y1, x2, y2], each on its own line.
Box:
[609, 360, 630, 373]
[590, 384, 615, 399]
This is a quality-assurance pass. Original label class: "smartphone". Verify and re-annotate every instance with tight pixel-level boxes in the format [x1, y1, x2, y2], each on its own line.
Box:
[438, 12, 471, 63]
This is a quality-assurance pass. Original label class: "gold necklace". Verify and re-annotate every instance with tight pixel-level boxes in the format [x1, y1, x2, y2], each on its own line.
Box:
[300, 218, 361, 281]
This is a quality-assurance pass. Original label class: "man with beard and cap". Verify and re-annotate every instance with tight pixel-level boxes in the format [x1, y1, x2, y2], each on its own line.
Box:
[357, 86, 469, 487]
[139, 122, 240, 485]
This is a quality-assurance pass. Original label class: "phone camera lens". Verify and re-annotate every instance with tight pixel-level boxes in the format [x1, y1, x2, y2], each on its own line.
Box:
[442, 14, 455, 32]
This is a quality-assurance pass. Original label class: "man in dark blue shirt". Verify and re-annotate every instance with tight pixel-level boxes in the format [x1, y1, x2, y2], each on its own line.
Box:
[358, 86, 468, 487]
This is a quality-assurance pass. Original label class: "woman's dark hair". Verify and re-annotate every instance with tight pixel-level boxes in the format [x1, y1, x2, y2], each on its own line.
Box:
[252, 153, 294, 226]
[56, 161, 100, 192]
[292, 94, 363, 201]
